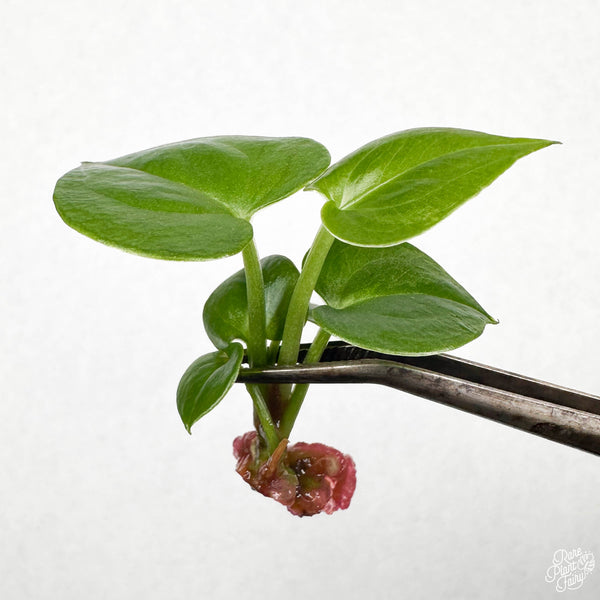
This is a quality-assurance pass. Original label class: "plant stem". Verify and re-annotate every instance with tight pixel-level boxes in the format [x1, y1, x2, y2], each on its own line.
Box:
[278, 226, 334, 366]
[242, 240, 280, 450]
[279, 328, 331, 438]
[246, 384, 280, 451]
[241, 239, 268, 367]
[267, 339, 280, 364]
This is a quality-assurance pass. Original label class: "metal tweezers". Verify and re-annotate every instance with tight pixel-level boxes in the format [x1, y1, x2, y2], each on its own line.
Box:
[237, 341, 600, 456]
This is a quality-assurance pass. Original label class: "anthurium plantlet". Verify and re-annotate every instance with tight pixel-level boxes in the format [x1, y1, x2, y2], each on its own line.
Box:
[53, 129, 557, 516]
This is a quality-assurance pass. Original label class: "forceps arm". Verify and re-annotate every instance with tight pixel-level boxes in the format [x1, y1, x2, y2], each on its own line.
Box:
[236, 342, 600, 456]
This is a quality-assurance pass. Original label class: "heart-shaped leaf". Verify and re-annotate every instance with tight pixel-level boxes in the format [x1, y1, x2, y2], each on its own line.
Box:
[307, 128, 557, 247]
[177, 342, 243, 433]
[54, 136, 330, 260]
[312, 240, 496, 355]
[203, 255, 300, 349]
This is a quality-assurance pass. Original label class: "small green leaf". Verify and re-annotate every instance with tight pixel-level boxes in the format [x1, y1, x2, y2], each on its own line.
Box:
[176, 342, 243, 433]
[107, 136, 331, 219]
[203, 255, 300, 349]
[312, 240, 496, 355]
[307, 128, 557, 247]
[54, 136, 330, 260]
[53, 162, 252, 260]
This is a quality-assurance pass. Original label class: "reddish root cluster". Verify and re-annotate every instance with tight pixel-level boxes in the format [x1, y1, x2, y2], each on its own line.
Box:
[233, 431, 356, 517]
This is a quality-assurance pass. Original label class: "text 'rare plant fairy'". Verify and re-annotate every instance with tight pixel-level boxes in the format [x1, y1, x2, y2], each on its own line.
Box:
[53, 128, 557, 516]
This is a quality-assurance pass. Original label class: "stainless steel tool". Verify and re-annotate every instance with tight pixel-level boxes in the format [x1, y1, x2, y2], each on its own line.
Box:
[237, 341, 600, 456]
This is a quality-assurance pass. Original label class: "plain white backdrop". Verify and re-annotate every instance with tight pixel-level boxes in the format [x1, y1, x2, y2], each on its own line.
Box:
[2, 1, 600, 598]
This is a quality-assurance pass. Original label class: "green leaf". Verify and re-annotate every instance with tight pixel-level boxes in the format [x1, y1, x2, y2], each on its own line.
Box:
[312, 240, 496, 355]
[53, 136, 330, 260]
[203, 255, 300, 349]
[176, 342, 243, 433]
[53, 162, 253, 260]
[107, 136, 331, 219]
[307, 128, 558, 247]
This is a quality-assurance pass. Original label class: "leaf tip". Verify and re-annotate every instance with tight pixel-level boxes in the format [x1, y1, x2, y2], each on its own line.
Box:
[545, 139, 562, 147]
[531, 138, 561, 151]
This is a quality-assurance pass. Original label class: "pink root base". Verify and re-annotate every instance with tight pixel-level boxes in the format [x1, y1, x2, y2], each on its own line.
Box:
[233, 432, 357, 517]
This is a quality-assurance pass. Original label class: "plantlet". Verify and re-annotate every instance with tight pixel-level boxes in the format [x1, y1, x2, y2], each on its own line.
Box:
[53, 128, 556, 516]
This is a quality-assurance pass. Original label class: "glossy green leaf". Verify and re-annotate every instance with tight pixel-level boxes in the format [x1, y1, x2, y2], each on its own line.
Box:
[176, 342, 243, 433]
[54, 136, 330, 260]
[53, 162, 253, 260]
[107, 136, 331, 219]
[307, 128, 557, 247]
[312, 240, 496, 355]
[203, 255, 300, 349]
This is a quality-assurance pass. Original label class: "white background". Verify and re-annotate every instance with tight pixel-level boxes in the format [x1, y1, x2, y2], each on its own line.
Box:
[2, 1, 600, 598]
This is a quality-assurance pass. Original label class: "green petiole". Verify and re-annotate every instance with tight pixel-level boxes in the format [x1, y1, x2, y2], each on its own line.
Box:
[241, 239, 267, 368]
[278, 225, 334, 367]
[241, 239, 283, 449]
[245, 384, 280, 451]
[279, 327, 331, 438]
